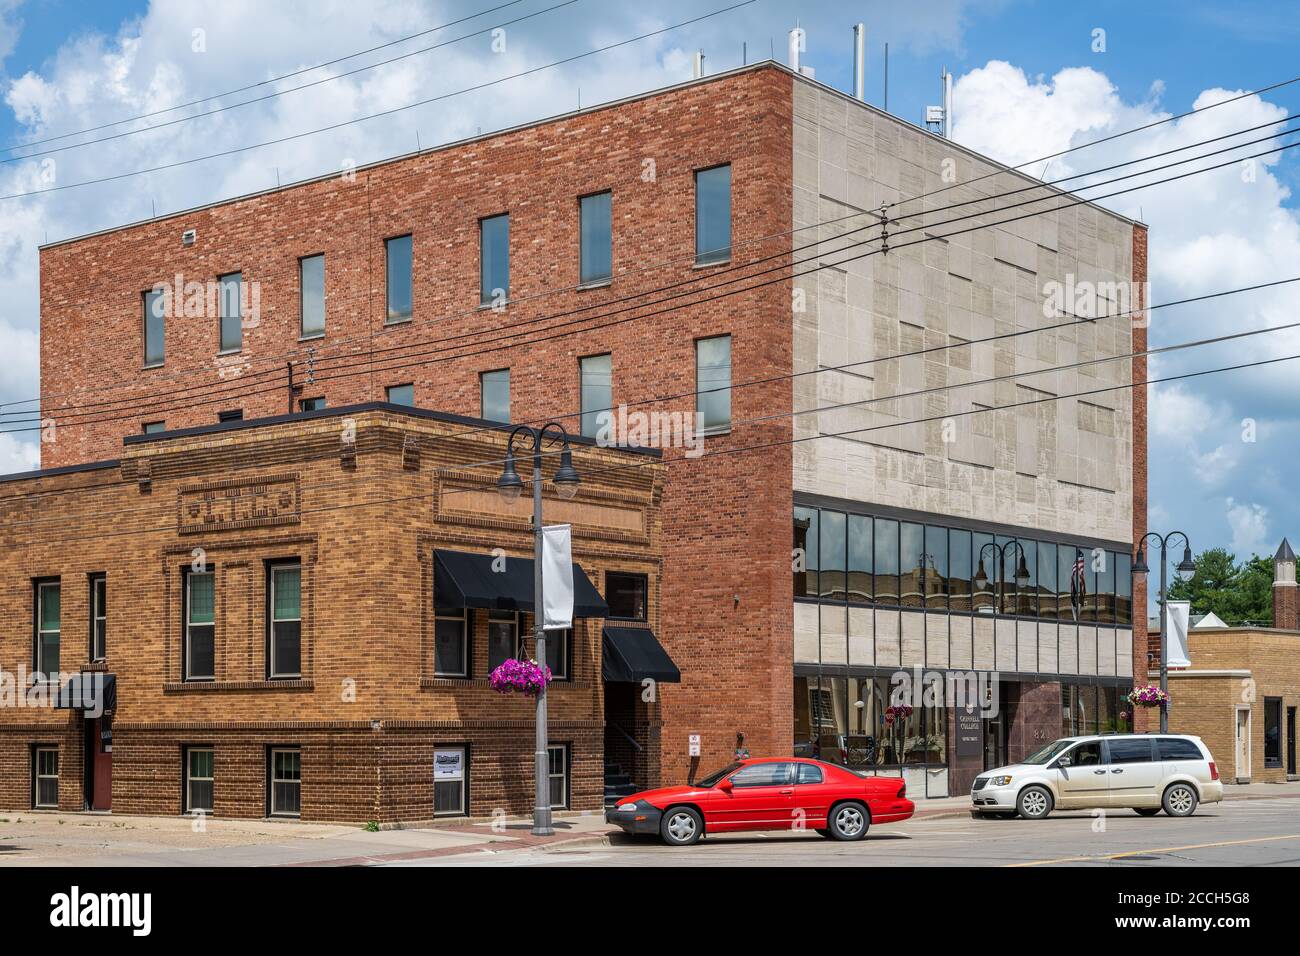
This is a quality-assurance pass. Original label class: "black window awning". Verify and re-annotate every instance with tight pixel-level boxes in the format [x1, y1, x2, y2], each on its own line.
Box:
[55, 672, 116, 715]
[602, 626, 680, 683]
[433, 549, 609, 618]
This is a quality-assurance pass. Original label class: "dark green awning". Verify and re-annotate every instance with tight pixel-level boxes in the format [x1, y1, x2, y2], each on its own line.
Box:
[602, 626, 680, 683]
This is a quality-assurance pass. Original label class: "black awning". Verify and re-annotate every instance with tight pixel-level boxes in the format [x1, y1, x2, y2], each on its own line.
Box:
[602, 626, 681, 683]
[433, 549, 609, 617]
[55, 672, 116, 715]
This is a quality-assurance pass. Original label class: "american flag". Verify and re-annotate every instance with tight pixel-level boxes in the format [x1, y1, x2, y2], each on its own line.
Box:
[1069, 550, 1087, 620]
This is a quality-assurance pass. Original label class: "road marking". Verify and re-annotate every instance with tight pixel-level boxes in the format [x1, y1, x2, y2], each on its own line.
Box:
[1008, 833, 1300, 867]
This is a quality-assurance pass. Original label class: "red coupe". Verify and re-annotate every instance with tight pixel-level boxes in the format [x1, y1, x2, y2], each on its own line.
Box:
[605, 757, 914, 846]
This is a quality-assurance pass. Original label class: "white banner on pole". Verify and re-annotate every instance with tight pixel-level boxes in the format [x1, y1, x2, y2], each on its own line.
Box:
[1166, 600, 1192, 668]
[541, 523, 574, 630]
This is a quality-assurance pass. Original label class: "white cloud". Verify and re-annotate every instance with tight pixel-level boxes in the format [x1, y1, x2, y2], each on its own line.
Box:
[1225, 497, 1270, 558]
[0, 431, 37, 472]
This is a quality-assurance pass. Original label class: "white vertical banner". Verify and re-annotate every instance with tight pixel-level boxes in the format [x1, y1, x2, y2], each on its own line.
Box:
[1166, 600, 1192, 668]
[541, 523, 574, 630]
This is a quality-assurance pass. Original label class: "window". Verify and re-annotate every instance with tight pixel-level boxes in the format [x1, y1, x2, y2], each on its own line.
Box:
[185, 570, 215, 681]
[141, 421, 165, 434]
[218, 271, 242, 352]
[579, 353, 612, 440]
[269, 748, 301, 817]
[1107, 738, 1154, 764]
[434, 608, 468, 677]
[385, 235, 413, 322]
[579, 191, 612, 284]
[386, 383, 415, 406]
[730, 762, 793, 787]
[1265, 698, 1283, 768]
[695, 334, 731, 434]
[89, 574, 106, 662]
[186, 748, 214, 814]
[1059, 741, 1103, 767]
[547, 744, 569, 809]
[143, 288, 165, 366]
[900, 522, 924, 609]
[795, 763, 824, 785]
[217, 409, 243, 423]
[35, 580, 60, 675]
[1038, 541, 1058, 620]
[268, 563, 301, 679]
[299, 397, 326, 412]
[434, 747, 468, 816]
[33, 747, 58, 809]
[605, 572, 647, 621]
[794, 507, 818, 598]
[875, 519, 900, 606]
[925, 525, 948, 610]
[480, 369, 510, 423]
[694, 164, 731, 265]
[300, 254, 325, 338]
[480, 214, 509, 305]
[819, 510, 846, 599]
[542, 627, 568, 681]
[1157, 737, 1204, 761]
[487, 611, 519, 671]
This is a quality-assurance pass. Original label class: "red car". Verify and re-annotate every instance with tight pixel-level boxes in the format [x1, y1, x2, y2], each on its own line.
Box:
[605, 757, 914, 846]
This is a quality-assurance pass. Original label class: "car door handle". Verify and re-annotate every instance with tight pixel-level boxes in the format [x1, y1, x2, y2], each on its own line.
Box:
[1111, 768, 1124, 774]
[1093, 770, 1106, 775]
[779, 788, 794, 795]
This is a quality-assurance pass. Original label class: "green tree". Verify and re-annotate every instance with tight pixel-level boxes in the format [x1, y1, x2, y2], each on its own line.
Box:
[1166, 548, 1272, 625]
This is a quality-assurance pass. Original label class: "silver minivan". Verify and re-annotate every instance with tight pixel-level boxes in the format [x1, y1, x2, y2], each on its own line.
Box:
[971, 733, 1224, 820]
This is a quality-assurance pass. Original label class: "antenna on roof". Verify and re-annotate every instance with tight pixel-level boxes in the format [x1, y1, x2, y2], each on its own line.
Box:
[693, 50, 706, 79]
[742, 41, 747, 65]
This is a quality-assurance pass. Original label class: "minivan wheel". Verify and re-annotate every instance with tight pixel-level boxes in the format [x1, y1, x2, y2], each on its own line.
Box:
[828, 801, 870, 840]
[660, 807, 704, 846]
[1017, 786, 1054, 820]
[1134, 807, 1161, 817]
[1162, 783, 1199, 818]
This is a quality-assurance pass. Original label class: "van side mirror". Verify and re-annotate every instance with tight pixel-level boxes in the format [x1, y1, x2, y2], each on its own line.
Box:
[1056, 756, 1072, 768]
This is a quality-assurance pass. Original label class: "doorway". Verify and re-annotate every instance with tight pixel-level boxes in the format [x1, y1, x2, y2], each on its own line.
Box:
[85, 717, 112, 811]
[1235, 706, 1252, 783]
[1287, 707, 1296, 777]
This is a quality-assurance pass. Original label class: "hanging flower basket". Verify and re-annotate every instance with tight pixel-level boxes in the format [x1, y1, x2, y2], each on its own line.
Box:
[1126, 685, 1170, 709]
[489, 658, 552, 697]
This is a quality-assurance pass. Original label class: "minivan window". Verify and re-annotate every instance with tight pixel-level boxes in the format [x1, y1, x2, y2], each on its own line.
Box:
[1059, 742, 1103, 766]
[1157, 738, 1204, 761]
[1022, 739, 1073, 765]
[1107, 738, 1154, 764]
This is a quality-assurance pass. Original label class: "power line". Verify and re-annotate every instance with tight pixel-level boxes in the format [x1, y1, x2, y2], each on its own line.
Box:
[0, 0, 759, 203]
[2, 1, 579, 165]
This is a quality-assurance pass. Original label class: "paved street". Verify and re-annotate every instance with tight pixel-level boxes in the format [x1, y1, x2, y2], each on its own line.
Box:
[388, 797, 1300, 867]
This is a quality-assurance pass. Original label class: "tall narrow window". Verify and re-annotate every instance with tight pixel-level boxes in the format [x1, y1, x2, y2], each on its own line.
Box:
[218, 271, 242, 352]
[547, 743, 569, 809]
[89, 574, 106, 662]
[695, 335, 731, 434]
[185, 747, 214, 814]
[435, 609, 468, 677]
[487, 611, 519, 671]
[35, 580, 60, 675]
[579, 191, 612, 284]
[579, 353, 612, 440]
[269, 563, 301, 679]
[300, 254, 325, 338]
[269, 748, 301, 817]
[385, 235, 413, 322]
[480, 214, 509, 305]
[480, 369, 510, 423]
[386, 383, 415, 406]
[185, 570, 215, 681]
[33, 747, 58, 809]
[434, 747, 468, 816]
[543, 626, 568, 681]
[694, 164, 732, 265]
[143, 288, 165, 366]
[1265, 698, 1283, 768]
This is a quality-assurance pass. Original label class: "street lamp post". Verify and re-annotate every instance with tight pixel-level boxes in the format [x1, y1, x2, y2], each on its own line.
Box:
[497, 422, 580, 836]
[974, 539, 1031, 615]
[1132, 532, 1196, 733]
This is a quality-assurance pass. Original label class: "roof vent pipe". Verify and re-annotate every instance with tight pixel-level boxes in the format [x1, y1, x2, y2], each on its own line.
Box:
[852, 23, 866, 101]
[693, 49, 705, 79]
[788, 26, 804, 72]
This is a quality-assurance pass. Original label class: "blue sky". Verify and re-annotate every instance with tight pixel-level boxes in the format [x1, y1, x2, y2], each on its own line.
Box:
[1, 0, 1299, 578]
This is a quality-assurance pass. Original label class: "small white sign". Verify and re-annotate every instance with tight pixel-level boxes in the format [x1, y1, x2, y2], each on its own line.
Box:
[434, 749, 464, 780]
[688, 734, 701, 757]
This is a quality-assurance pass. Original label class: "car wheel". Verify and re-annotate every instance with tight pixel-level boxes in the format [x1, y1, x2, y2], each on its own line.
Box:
[828, 801, 870, 841]
[1162, 783, 1199, 818]
[660, 806, 703, 846]
[1134, 807, 1161, 817]
[1016, 786, 1053, 820]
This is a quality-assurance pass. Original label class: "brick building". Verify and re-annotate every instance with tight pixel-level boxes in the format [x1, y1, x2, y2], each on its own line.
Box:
[1163, 539, 1300, 784]
[15, 60, 1145, 814]
[0, 405, 665, 820]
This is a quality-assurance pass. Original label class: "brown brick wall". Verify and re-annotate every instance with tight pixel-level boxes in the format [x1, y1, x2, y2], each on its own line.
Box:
[1130, 224, 1151, 730]
[0, 409, 664, 820]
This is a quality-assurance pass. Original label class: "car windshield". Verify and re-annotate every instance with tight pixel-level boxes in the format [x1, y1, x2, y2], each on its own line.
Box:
[694, 763, 742, 788]
[1021, 739, 1074, 765]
